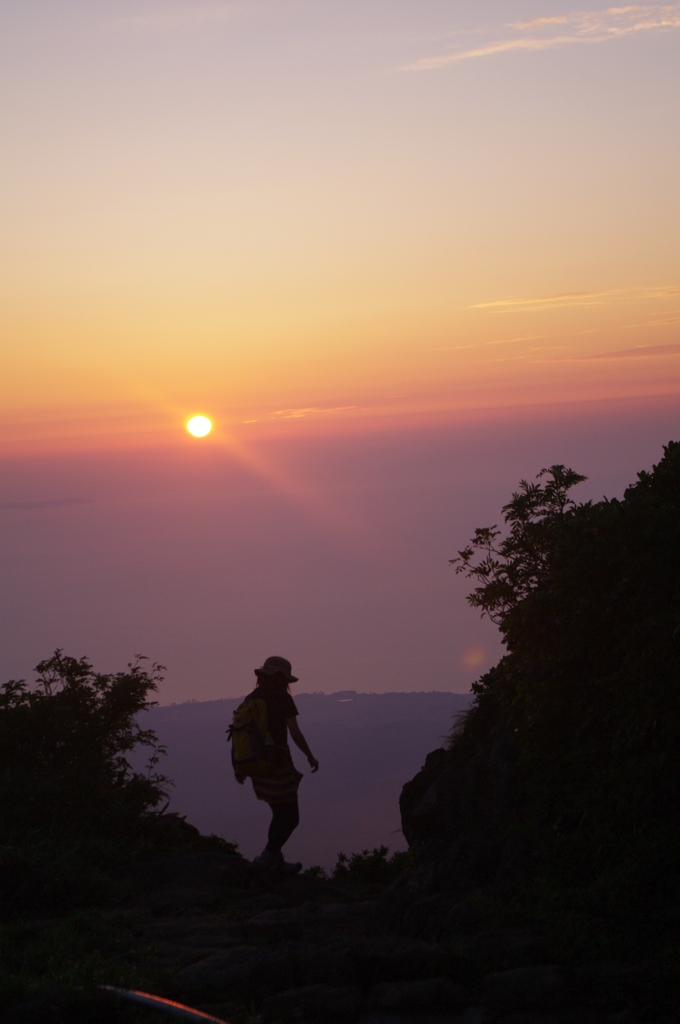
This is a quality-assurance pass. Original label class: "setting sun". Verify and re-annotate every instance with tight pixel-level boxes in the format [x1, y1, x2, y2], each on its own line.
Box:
[187, 416, 212, 438]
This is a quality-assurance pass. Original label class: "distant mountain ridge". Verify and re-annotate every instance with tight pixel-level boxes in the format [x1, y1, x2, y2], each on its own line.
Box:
[138, 691, 471, 868]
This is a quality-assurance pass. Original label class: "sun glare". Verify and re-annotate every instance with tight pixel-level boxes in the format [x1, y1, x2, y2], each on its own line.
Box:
[462, 646, 486, 670]
[187, 415, 212, 438]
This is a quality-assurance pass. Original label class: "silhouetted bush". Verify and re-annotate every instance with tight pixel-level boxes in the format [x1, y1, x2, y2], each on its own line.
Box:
[441, 442, 680, 950]
[0, 651, 168, 844]
[0, 651, 235, 918]
[332, 845, 410, 885]
[303, 847, 409, 884]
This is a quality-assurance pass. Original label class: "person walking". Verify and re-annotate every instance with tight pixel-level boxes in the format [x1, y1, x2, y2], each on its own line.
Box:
[235, 656, 319, 876]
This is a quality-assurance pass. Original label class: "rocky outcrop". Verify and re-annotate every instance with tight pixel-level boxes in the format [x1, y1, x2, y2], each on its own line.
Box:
[393, 719, 526, 942]
[400, 730, 517, 870]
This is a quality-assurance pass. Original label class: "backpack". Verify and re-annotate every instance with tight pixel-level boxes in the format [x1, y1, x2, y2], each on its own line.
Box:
[227, 697, 276, 778]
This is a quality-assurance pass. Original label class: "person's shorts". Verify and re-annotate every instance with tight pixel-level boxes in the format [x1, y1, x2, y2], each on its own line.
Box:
[251, 745, 303, 804]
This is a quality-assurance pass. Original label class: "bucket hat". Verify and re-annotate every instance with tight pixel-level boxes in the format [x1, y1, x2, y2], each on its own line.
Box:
[254, 656, 298, 682]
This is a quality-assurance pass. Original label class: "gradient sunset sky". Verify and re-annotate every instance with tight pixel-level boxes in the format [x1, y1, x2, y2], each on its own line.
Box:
[1, 2, 679, 700]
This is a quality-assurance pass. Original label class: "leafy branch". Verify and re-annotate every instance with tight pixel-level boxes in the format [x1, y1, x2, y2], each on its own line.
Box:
[451, 465, 587, 627]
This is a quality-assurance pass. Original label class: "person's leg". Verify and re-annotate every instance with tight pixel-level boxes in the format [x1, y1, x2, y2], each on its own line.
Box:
[266, 800, 300, 854]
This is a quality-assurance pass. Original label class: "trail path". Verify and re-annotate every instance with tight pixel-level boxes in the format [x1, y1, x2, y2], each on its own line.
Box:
[115, 852, 643, 1024]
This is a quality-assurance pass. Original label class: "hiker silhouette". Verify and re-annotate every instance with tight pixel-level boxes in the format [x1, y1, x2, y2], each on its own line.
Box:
[232, 656, 318, 877]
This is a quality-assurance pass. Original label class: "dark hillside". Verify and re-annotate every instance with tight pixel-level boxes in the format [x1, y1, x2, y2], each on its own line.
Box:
[398, 442, 680, 959]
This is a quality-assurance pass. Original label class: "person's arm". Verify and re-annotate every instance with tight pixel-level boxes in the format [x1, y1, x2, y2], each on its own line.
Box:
[286, 717, 319, 772]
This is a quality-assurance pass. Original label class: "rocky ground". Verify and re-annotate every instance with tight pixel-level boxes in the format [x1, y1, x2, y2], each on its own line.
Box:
[7, 849, 674, 1024]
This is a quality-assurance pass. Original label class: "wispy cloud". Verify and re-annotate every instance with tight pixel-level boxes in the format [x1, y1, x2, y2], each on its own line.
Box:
[404, 4, 680, 70]
[270, 406, 358, 421]
[485, 334, 546, 345]
[469, 289, 616, 312]
[468, 285, 680, 313]
[623, 309, 680, 327]
[568, 342, 680, 360]
[433, 344, 475, 351]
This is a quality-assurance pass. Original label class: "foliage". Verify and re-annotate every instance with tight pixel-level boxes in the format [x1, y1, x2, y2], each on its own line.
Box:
[451, 464, 587, 625]
[0, 650, 238, 920]
[0, 650, 168, 842]
[0, 909, 180, 1021]
[301, 864, 329, 879]
[447, 443, 680, 948]
[302, 847, 410, 884]
[0, 911, 146, 1003]
[331, 845, 410, 885]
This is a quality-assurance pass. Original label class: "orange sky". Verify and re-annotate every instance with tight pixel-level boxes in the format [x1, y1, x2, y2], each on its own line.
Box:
[2, 0, 679, 457]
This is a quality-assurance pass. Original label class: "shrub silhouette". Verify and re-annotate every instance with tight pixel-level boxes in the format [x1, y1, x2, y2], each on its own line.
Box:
[444, 442, 680, 948]
[332, 845, 410, 885]
[0, 651, 229, 918]
[0, 650, 168, 844]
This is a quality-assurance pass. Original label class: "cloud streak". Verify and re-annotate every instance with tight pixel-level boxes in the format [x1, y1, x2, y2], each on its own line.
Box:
[558, 343, 680, 361]
[468, 285, 680, 313]
[469, 290, 615, 312]
[579, 343, 680, 359]
[270, 406, 359, 421]
[404, 4, 680, 70]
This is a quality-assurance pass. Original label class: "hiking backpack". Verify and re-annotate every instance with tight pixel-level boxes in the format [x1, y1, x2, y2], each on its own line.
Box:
[227, 697, 275, 777]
